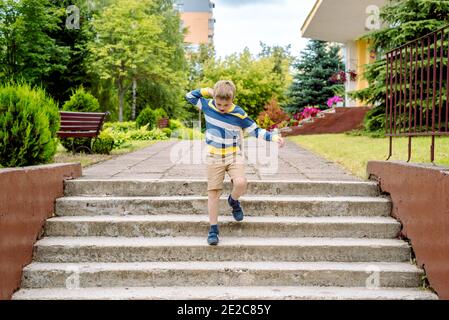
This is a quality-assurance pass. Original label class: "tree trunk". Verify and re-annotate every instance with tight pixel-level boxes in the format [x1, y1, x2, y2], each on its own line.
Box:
[118, 80, 124, 123]
[132, 78, 137, 121]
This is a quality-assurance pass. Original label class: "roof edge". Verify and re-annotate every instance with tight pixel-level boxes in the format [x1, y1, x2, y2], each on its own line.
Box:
[300, 0, 323, 37]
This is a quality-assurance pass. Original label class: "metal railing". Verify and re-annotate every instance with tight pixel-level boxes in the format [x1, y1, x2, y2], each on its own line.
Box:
[386, 25, 449, 162]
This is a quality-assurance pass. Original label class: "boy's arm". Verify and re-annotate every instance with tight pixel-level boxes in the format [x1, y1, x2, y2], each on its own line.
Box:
[185, 88, 213, 110]
[240, 115, 281, 143]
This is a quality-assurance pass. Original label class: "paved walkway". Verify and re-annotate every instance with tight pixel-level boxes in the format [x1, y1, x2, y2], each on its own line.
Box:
[81, 140, 360, 181]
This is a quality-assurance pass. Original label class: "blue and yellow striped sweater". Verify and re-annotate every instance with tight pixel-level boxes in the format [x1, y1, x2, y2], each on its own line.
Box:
[185, 89, 279, 156]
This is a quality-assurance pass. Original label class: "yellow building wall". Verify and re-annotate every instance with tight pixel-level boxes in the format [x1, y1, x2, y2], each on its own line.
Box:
[355, 39, 375, 91]
[181, 12, 211, 44]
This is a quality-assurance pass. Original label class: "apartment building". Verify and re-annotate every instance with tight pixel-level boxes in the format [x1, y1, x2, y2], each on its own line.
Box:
[175, 0, 216, 46]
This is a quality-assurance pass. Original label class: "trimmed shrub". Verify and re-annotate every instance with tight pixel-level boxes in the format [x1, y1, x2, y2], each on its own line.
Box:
[103, 124, 170, 149]
[60, 87, 101, 153]
[136, 107, 169, 130]
[0, 83, 60, 167]
[148, 128, 169, 140]
[92, 131, 115, 155]
[62, 87, 100, 113]
[169, 119, 184, 130]
[154, 108, 168, 123]
[136, 107, 156, 129]
[103, 121, 136, 133]
[162, 128, 172, 137]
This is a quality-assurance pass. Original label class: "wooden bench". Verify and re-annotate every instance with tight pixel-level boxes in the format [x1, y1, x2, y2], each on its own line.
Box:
[57, 111, 109, 154]
[157, 118, 169, 129]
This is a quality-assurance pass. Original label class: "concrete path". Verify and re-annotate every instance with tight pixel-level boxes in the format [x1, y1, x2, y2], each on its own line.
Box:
[81, 139, 360, 181]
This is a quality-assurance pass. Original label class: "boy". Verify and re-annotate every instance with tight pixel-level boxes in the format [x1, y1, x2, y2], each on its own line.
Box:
[185, 80, 285, 246]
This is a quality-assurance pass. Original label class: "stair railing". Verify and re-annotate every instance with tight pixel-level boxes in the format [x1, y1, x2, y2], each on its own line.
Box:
[385, 25, 449, 162]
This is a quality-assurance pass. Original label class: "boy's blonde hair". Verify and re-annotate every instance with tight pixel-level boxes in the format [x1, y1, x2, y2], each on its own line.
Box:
[214, 80, 236, 100]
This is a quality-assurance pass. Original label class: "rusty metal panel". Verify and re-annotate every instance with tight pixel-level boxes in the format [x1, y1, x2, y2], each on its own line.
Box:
[368, 161, 449, 300]
[0, 164, 82, 300]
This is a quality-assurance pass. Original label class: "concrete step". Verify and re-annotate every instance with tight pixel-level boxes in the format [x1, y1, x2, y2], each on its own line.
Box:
[12, 286, 438, 300]
[64, 179, 381, 197]
[55, 195, 391, 217]
[44, 215, 401, 239]
[33, 237, 411, 263]
[21, 261, 423, 289]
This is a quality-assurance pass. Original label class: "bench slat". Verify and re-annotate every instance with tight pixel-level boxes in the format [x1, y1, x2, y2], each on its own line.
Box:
[60, 116, 104, 122]
[60, 111, 107, 117]
[61, 121, 101, 126]
[60, 125, 102, 131]
[57, 131, 99, 138]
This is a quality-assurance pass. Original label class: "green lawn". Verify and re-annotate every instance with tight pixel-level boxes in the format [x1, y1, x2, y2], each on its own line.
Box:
[288, 134, 449, 179]
[53, 140, 159, 168]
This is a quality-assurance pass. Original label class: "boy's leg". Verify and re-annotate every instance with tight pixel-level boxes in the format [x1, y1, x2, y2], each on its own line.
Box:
[207, 158, 226, 223]
[206, 159, 226, 245]
[208, 190, 222, 225]
[228, 153, 248, 200]
[207, 191, 221, 245]
[227, 153, 247, 222]
[231, 177, 247, 200]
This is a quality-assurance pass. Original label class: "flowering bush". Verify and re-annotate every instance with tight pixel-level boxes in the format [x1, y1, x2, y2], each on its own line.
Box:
[259, 114, 276, 130]
[327, 96, 344, 108]
[257, 99, 290, 129]
[292, 113, 303, 121]
[348, 70, 358, 82]
[301, 107, 321, 119]
[330, 71, 346, 84]
[330, 70, 357, 83]
[287, 112, 304, 127]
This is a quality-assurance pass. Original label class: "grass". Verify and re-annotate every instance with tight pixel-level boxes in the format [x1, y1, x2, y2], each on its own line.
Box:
[288, 134, 449, 179]
[52, 140, 159, 168]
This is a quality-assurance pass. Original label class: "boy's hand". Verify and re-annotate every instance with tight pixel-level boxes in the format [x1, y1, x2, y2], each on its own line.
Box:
[277, 136, 285, 148]
[206, 88, 214, 97]
[200, 88, 214, 98]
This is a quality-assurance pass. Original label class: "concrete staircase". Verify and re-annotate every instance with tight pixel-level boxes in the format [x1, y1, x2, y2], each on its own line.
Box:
[13, 179, 438, 300]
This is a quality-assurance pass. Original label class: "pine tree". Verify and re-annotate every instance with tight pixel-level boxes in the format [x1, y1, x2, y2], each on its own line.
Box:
[352, 0, 449, 133]
[286, 40, 344, 113]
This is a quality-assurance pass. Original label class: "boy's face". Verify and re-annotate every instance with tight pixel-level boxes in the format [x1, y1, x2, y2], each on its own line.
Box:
[215, 97, 234, 113]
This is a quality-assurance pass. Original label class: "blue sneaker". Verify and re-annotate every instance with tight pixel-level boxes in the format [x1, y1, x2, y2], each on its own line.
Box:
[228, 195, 244, 222]
[207, 225, 219, 246]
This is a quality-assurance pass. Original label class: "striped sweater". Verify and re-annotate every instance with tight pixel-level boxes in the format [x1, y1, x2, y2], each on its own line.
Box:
[185, 88, 279, 156]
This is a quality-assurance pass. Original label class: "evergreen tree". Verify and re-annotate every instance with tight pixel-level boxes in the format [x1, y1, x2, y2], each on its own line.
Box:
[0, 0, 70, 85]
[286, 40, 343, 113]
[43, 0, 98, 104]
[352, 0, 449, 133]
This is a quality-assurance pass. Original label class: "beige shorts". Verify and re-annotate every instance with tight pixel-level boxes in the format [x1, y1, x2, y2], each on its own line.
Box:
[206, 152, 246, 191]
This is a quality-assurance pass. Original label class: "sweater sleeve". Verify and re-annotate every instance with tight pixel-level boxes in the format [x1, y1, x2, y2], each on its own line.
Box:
[185, 89, 211, 111]
[240, 115, 280, 142]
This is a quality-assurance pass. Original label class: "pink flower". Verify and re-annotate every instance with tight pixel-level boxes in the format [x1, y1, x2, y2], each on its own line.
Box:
[327, 96, 344, 108]
[301, 107, 321, 119]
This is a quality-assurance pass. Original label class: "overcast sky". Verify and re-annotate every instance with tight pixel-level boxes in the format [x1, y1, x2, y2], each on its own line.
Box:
[213, 0, 317, 58]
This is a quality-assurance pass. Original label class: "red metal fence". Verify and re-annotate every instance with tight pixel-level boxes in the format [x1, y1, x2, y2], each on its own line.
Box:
[386, 25, 449, 162]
